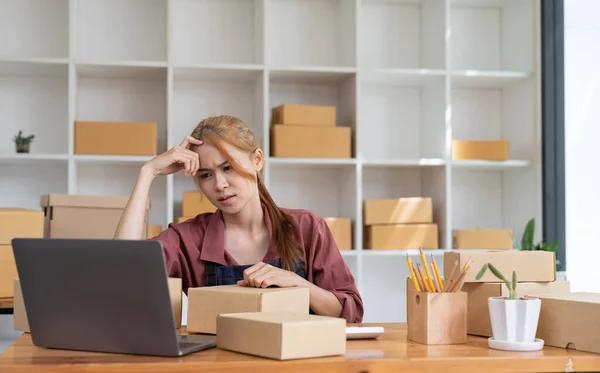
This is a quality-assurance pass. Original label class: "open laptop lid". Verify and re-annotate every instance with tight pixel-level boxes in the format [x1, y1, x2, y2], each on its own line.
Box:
[12, 238, 182, 357]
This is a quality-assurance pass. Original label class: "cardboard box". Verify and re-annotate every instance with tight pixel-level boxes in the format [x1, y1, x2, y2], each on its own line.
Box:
[323, 217, 352, 250]
[75, 121, 157, 156]
[407, 291, 467, 345]
[40, 194, 148, 239]
[147, 224, 163, 239]
[443, 251, 556, 283]
[14, 277, 183, 333]
[0, 209, 44, 298]
[453, 229, 513, 250]
[187, 285, 310, 334]
[451, 140, 509, 161]
[182, 191, 217, 217]
[461, 281, 571, 337]
[536, 293, 600, 354]
[270, 125, 351, 158]
[365, 224, 438, 250]
[272, 104, 336, 126]
[363, 198, 432, 225]
[217, 312, 346, 360]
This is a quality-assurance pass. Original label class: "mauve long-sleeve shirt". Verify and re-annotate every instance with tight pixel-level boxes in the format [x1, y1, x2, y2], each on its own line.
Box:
[150, 206, 364, 323]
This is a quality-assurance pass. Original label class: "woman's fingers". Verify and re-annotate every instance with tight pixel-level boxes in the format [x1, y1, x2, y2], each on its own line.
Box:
[243, 263, 270, 287]
[179, 135, 203, 149]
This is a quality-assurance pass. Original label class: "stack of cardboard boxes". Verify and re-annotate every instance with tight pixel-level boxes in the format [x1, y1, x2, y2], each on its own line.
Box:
[74, 121, 157, 156]
[270, 104, 352, 158]
[363, 197, 438, 250]
[451, 139, 509, 162]
[322, 217, 352, 251]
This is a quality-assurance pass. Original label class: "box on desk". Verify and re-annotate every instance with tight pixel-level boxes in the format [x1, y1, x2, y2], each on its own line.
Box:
[407, 290, 467, 345]
[462, 281, 571, 337]
[365, 224, 438, 250]
[452, 229, 513, 250]
[75, 121, 157, 156]
[40, 194, 148, 239]
[0, 209, 44, 298]
[323, 217, 352, 250]
[451, 140, 509, 161]
[187, 285, 310, 334]
[443, 251, 556, 283]
[272, 104, 336, 126]
[270, 125, 351, 158]
[217, 312, 346, 360]
[363, 197, 432, 225]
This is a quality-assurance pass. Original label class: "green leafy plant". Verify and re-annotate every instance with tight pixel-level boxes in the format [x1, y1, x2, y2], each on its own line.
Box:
[476, 263, 517, 300]
[512, 217, 562, 270]
[13, 130, 35, 145]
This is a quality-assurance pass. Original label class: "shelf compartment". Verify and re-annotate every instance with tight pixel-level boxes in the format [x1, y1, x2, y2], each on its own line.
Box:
[171, 0, 264, 65]
[359, 75, 445, 160]
[172, 67, 264, 148]
[450, 0, 534, 72]
[0, 162, 68, 210]
[75, 64, 168, 154]
[360, 0, 445, 69]
[0, 0, 69, 59]
[361, 255, 410, 322]
[266, 0, 356, 67]
[362, 166, 447, 249]
[0, 61, 69, 155]
[75, 162, 167, 227]
[77, 0, 167, 62]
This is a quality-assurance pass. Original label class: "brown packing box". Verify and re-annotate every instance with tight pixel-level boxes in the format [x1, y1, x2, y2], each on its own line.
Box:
[462, 281, 571, 337]
[363, 198, 432, 225]
[365, 224, 438, 250]
[40, 194, 148, 239]
[187, 285, 310, 335]
[147, 224, 163, 239]
[182, 191, 217, 217]
[74, 121, 157, 156]
[272, 104, 336, 126]
[323, 217, 352, 250]
[0, 209, 44, 297]
[453, 229, 513, 250]
[451, 140, 509, 161]
[217, 312, 346, 360]
[270, 125, 351, 158]
[14, 277, 183, 333]
[535, 293, 600, 354]
[443, 251, 556, 283]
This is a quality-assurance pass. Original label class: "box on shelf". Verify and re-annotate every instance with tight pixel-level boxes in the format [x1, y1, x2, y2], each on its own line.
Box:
[536, 293, 600, 354]
[182, 191, 217, 217]
[363, 198, 432, 225]
[216, 312, 346, 360]
[187, 285, 310, 334]
[272, 104, 336, 127]
[323, 217, 352, 250]
[451, 140, 509, 161]
[452, 229, 513, 250]
[40, 194, 148, 239]
[13, 277, 183, 333]
[407, 291, 467, 345]
[0, 209, 44, 298]
[74, 121, 157, 156]
[462, 281, 571, 337]
[270, 125, 351, 158]
[147, 224, 163, 239]
[365, 224, 438, 250]
[443, 251, 556, 283]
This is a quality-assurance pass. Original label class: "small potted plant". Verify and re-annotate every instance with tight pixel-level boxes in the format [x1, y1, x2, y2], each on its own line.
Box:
[513, 217, 562, 271]
[475, 263, 544, 351]
[13, 130, 35, 153]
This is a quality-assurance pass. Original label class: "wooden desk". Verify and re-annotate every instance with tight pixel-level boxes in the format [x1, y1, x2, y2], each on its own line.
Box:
[1, 323, 599, 372]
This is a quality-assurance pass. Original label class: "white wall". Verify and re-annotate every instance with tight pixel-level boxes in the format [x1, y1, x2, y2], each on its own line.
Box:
[564, 0, 600, 291]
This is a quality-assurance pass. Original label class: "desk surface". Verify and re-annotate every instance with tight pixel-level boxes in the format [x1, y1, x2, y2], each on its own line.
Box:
[1, 323, 599, 373]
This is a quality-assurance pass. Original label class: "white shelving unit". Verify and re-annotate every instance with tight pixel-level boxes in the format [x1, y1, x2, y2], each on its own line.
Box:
[0, 0, 542, 323]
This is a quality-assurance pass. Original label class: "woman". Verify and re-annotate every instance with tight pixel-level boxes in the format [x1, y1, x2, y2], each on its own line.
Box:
[114, 115, 363, 323]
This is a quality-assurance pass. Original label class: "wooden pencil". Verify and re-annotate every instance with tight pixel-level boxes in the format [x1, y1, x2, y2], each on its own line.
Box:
[444, 259, 459, 292]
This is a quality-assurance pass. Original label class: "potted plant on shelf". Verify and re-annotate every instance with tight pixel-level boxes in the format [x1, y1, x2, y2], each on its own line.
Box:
[13, 130, 35, 153]
[512, 217, 562, 271]
[475, 262, 544, 351]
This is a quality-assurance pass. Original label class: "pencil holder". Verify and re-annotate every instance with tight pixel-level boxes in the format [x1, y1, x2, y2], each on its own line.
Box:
[407, 291, 468, 345]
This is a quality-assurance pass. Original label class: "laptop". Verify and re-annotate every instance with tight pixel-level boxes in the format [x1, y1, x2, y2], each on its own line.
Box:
[11, 238, 216, 357]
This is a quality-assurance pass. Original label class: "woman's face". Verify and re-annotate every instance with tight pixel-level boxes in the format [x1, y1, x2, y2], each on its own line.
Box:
[193, 142, 263, 214]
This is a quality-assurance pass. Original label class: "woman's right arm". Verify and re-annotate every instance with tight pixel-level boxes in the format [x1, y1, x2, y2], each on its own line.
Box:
[113, 136, 203, 240]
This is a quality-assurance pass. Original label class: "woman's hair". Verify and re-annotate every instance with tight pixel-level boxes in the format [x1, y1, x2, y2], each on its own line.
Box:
[190, 115, 302, 272]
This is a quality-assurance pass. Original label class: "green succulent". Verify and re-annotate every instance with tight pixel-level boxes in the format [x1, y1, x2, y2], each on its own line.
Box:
[476, 263, 517, 300]
[13, 130, 35, 145]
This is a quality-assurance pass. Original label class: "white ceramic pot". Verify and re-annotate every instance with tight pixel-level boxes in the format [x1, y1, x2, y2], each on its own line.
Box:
[488, 296, 541, 343]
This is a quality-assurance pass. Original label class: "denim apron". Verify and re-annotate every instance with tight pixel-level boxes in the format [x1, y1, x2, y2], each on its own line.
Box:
[205, 258, 306, 286]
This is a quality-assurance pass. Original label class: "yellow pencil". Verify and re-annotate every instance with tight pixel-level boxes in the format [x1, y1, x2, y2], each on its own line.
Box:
[417, 264, 431, 292]
[406, 254, 421, 291]
[419, 249, 436, 292]
[431, 255, 445, 292]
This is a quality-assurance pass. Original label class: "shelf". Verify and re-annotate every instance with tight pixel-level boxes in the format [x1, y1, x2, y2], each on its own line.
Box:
[0, 154, 69, 164]
[77, 0, 167, 62]
[268, 158, 357, 167]
[269, 68, 356, 84]
[360, 0, 445, 69]
[362, 159, 446, 167]
[171, 0, 263, 65]
[173, 66, 262, 83]
[74, 155, 154, 165]
[75, 62, 167, 79]
[361, 69, 445, 85]
[0, 0, 69, 59]
[450, 159, 532, 170]
[450, 70, 532, 88]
